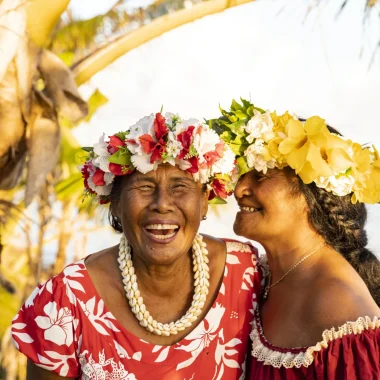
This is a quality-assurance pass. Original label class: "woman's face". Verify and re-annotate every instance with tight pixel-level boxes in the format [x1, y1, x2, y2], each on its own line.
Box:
[115, 164, 208, 265]
[233, 169, 308, 243]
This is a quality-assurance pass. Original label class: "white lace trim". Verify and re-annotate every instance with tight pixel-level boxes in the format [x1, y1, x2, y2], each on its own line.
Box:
[250, 315, 380, 369]
[226, 241, 253, 253]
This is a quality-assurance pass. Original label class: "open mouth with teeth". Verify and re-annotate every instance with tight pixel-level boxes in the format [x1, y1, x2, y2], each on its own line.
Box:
[144, 224, 180, 240]
[240, 206, 262, 213]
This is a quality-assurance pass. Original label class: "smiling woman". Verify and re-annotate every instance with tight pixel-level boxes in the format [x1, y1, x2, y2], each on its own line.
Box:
[212, 98, 380, 380]
[11, 111, 262, 380]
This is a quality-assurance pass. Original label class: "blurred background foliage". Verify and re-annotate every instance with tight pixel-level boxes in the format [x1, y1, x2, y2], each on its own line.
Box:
[0, 0, 379, 378]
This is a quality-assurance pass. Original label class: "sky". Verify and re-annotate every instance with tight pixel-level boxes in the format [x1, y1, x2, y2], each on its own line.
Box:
[67, 0, 380, 257]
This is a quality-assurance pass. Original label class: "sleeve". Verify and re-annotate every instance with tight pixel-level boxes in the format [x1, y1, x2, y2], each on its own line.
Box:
[311, 322, 380, 379]
[11, 275, 80, 378]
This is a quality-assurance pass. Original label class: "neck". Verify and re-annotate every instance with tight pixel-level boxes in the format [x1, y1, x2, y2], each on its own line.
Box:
[261, 228, 326, 283]
[132, 249, 193, 300]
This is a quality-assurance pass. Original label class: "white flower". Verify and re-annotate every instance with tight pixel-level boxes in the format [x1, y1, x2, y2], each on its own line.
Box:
[131, 153, 157, 174]
[176, 158, 193, 171]
[164, 112, 181, 128]
[164, 132, 183, 163]
[93, 134, 109, 157]
[192, 167, 212, 184]
[87, 171, 114, 196]
[314, 174, 355, 196]
[175, 118, 201, 135]
[211, 145, 235, 175]
[245, 110, 275, 144]
[192, 126, 220, 164]
[244, 140, 276, 174]
[126, 114, 155, 154]
[92, 135, 112, 173]
[34, 302, 74, 346]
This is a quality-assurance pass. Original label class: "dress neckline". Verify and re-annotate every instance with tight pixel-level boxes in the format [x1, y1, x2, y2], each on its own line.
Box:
[80, 239, 237, 350]
[251, 302, 380, 369]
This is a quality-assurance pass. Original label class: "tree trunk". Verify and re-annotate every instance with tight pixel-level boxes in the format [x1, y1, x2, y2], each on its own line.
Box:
[53, 200, 72, 274]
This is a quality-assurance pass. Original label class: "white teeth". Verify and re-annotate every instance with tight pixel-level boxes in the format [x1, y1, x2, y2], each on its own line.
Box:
[145, 224, 179, 230]
[240, 206, 259, 212]
[146, 231, 177, 240]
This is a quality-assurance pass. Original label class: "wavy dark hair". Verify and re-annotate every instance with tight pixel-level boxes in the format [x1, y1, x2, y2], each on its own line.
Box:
[108, 176, 124, 233]
[293, 124, 380, 306]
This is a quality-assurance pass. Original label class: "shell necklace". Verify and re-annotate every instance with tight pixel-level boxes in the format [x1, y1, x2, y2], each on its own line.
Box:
[118, 233, 210, 336]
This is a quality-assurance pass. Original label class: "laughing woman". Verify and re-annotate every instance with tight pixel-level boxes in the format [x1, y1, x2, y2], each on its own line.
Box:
[11, 112, 261, 379]
[212, 100, 380, 379]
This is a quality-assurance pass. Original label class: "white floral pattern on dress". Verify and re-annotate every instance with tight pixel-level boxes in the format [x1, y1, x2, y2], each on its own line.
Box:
[79, 350, 137, 380]
[11, 239, 261, 379]
[176, 303, 225, 370]
[35, 302, 74, 346]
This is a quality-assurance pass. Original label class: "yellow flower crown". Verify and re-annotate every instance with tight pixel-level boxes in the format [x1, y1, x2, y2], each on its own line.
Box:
[209, 98, 380, 204]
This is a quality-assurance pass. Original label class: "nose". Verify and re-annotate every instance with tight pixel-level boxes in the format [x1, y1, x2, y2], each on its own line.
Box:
[234, 174, 253, 200]
[149, 187, 175, 213]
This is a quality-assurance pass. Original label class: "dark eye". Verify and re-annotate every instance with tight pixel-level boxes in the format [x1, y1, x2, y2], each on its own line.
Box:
[172, 183, 187, 190]
[256, 173, 268, 181]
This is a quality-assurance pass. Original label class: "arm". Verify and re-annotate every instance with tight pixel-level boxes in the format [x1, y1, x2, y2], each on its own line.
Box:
[27, 360, 77, 380]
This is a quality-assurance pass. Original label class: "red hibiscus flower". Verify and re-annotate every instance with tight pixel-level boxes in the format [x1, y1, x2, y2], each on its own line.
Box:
[92, 169, 106, 186]
[186, 156, 199, 174]
[154, 112, 168, 140]
[81, 163, 96, 194]
[139, 113, 169, 163]
[109, 163, 134, 176]
[210, 179, 232, 199]
[177, 126, 195, 159]
[107, 135, 126, 154]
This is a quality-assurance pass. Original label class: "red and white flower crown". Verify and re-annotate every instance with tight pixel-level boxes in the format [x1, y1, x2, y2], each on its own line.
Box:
[80, 112, 236, 204]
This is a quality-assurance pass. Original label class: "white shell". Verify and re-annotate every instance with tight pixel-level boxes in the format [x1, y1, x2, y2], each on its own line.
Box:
[118, 233, 209, 336]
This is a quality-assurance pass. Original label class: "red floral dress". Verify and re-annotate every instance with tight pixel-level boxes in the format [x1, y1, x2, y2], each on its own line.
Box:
[12, 239, 261, 379]
[248, 257, 380, 379]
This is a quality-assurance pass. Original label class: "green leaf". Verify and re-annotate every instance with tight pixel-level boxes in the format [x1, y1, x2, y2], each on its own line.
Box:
[84, 89, 109, 123]
[229, 143, 242, 155]
[246, 106, 255, 117]
[226, 120, 246, 135]
[237, 156, 251, 176]
[208, 196, 227, 205]
[231, 99, 244, 112]
[81, 147, 93, 152]
[108, 148, 132, 166]
[220, 131, 234, 143]
[240, 98, 253, 109]
[235, 110, 248, 120]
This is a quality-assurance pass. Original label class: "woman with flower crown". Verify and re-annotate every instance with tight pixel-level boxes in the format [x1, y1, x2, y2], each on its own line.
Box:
[11, 112, 261, 379]
[212, 99, 380, 379]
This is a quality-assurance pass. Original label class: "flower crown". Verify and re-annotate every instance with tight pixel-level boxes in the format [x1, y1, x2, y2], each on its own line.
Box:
[209, 98, 380, 204]
[80, 112, 236, 204]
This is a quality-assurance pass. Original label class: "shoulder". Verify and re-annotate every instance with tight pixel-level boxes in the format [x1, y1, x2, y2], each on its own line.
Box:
[304, 271, 380, 339]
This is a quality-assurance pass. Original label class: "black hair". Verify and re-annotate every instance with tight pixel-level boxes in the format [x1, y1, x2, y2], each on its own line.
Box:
[294, 123, 380, 306]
